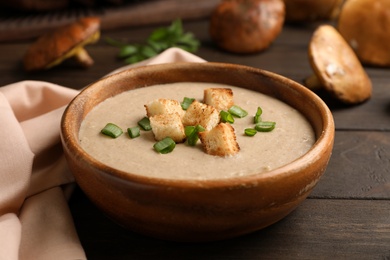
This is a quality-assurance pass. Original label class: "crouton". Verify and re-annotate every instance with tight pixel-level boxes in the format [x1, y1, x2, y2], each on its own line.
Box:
[182, 100, 220, 130]
[204, 88, 234, 111]
[149, 113, 186, 143]
[145, 98, 185, 118]
[198, 123, 240, 156]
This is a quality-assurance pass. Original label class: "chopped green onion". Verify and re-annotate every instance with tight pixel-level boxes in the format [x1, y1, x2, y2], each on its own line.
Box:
[101, 123, 123, 138]
[153, 137, 176, 154]
[127, 126, 140, 138]
[106, 19, 200, 65]
[254, 106, 263, 123]
[185, 125, 205, 146]
[244, 128, 257, 136]
[138, 117, 152, 131]
[187, 132, 198, 146]
[181, 97, 195, 110]
[220, 110, 234, 123]
[196, 125, 205, 132]
[118, 45, 138, 58]
[185, 125, 195, 136]
[255, 121, 276, 132]
[228, 105, 248, 118]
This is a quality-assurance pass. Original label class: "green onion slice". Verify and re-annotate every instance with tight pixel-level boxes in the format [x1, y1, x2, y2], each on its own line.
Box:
[244, 128, 257, 136]
[185, 125, 205, 146]
[127, 126, 140, 138]
[196, 125, 205, 132]
[228, 105, 248, 118]
[255, 121, 276, 132]
[220, 110, 234, 123]
[181, 97, 195, 110]
[101, 123, 123, 138]
[185, 125, 195, 137]
[153, 137, 176, 154]
[138, 117, 152, 131]
[254, 106, 263, 123]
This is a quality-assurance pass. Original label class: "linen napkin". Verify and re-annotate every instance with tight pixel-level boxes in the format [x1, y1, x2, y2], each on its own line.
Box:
[0, 47, 205, 260]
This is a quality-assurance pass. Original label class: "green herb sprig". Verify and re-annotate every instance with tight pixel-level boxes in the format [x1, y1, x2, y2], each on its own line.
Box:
[106, 19, 200, 64]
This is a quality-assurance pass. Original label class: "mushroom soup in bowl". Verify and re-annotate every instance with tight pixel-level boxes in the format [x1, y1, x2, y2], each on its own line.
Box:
[79, 82, 315, 180]
[61, 62, 334, 242]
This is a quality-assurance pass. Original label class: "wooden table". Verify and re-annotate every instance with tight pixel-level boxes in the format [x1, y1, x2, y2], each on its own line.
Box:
[1, 18, 389, 259]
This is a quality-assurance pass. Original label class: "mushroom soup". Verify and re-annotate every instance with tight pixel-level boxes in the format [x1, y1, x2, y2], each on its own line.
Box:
[79, 82, 315, 180]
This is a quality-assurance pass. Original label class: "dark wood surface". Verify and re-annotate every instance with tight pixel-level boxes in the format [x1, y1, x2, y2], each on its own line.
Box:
[1, 17, 390, 259]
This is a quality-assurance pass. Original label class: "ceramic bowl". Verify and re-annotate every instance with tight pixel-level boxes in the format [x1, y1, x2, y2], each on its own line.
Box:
[61, 62, 334, 242]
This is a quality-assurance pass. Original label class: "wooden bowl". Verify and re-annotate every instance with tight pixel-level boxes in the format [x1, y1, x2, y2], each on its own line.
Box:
[61, 62, 334, 242]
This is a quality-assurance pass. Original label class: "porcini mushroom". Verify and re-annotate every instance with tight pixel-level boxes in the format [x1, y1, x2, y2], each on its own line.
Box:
[209, 0, 285, 54]
[338, 0, 390, 67]
[306, 25, 372, 104]
[283, 0, 344, 23]
[23, 17, 100, 71]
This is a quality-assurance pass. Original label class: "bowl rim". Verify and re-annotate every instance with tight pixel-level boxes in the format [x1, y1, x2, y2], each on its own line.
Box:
[61, 62, 335, 189]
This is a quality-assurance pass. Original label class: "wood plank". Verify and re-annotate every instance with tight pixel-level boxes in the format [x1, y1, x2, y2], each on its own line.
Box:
[101, 0, 220, 30]
[69, 188, 390, 259]
[311, 131, 390, 199]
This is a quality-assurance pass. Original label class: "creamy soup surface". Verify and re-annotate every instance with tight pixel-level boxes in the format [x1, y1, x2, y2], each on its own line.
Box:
[79, 83, 315, 180]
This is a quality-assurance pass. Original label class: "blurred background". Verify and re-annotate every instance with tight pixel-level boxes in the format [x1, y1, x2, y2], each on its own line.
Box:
[0, 0, 220, 42]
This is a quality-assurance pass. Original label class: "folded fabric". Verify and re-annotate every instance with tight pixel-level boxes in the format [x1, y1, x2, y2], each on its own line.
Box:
[0, 47, 205, 260]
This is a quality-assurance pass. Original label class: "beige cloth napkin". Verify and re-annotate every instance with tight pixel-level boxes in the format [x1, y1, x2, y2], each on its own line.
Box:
[0, 47, 205, 260]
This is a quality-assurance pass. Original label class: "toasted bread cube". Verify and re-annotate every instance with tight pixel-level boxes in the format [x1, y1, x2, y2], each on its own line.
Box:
[204, 88, 234, 111]
[145, 98, 185, 118]
[198, 123, 240, 156]
[149, 113, 186, 143]
[182, 100, 220, 130]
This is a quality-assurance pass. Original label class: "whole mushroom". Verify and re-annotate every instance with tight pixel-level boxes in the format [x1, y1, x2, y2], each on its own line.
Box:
[306, 25, 372, 104]
[338, 0, 390, 67]
[209, 0, 285, 54]
[283, 0, 344, 23]
[23, 17, 100, 72]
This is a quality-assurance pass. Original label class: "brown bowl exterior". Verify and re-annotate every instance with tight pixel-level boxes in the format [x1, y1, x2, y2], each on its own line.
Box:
[61, 62, 334, 242]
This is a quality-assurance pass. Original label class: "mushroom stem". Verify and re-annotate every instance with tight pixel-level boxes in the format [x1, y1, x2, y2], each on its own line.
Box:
[304, 74, 323, 90]
[74, 47, 94, 68]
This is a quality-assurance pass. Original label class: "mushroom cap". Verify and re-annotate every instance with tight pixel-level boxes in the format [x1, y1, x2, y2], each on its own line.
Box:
[338, 0, 390, 67]
[209, 0, 285, 54]
[308, 25, 372, 104]
[23, 17, 100, 71]
[283, 0, 344, 22]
